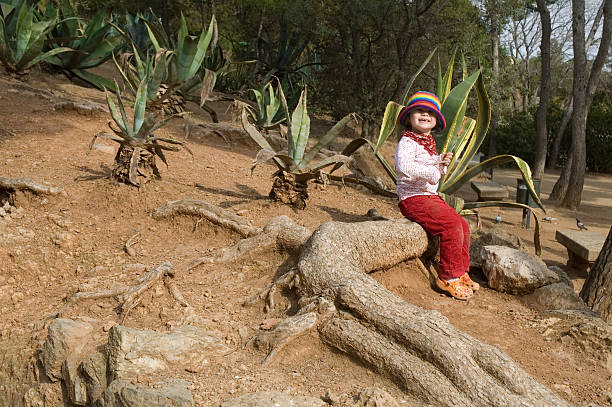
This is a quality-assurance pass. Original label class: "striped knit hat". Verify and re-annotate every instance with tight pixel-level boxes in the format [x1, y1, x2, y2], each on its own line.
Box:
[398, 91, 446, 132]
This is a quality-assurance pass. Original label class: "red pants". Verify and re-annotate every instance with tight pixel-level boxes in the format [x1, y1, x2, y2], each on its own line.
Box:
[399, 195, 470, 280]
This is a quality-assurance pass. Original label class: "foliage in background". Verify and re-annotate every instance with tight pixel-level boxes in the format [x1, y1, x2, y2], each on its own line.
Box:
[0, 0, 71, 75]
[488, 94, 612, 174]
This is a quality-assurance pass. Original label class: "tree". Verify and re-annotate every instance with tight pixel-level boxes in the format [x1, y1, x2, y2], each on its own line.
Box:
[580, 226, 612, 322]
[557, 0, 611, 209]
[532, 0, 551, 180]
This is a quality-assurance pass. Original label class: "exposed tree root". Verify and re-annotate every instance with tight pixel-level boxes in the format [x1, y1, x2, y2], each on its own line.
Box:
[124, 231, 140, 256]
[42, 262, 187, 326]
[152, 198, 262, 238]
[0, 177, 62, 196]
[188, 215, 311, 270]
[0, 124, 16, 137]
[0, 76, 108, 116]
[243, 268, 298, 313]
[245, 218, 572, 406]
[294, 220, 572, 407]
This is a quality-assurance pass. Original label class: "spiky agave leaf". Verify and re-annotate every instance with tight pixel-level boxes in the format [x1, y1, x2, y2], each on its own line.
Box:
[290, 88, 310, 165]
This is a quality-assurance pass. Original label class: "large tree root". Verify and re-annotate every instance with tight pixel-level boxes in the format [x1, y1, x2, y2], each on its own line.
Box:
[0, 177, 62, 196]
[152, 198, 262, 238]
[188, 215, 311, 270]
[292, 220, 572, 407]
[42, 262, 187, 326]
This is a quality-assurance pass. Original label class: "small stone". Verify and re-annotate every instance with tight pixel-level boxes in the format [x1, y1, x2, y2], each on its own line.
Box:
[236, 209, 248, 216]
[237, 326, 249, 339]
[0, 208, 6, 217]
[102, 321, 116, 332]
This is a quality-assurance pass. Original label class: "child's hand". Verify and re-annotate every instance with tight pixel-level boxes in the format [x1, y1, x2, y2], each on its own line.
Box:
[439, 152, 453, 166]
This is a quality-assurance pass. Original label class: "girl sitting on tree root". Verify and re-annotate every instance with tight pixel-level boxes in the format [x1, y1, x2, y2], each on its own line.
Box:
[395, 91, 479, 300]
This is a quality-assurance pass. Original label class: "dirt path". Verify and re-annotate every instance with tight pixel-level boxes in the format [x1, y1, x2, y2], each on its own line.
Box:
[0, 69, 610, 406]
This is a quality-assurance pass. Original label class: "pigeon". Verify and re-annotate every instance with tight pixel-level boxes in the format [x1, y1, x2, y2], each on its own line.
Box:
[495, 214, 502, 224]
[576, 218, 588, 231]
[543, 216, 557, 222]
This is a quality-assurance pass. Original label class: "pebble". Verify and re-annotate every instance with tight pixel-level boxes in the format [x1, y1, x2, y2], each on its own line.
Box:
[102, 320, 116, 332]
[236, 209, 248, 216]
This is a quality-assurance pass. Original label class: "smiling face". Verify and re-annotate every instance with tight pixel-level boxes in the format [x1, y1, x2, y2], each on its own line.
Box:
[409, 108, 437, 134]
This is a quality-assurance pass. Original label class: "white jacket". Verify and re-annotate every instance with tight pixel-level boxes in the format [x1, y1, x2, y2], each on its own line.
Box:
[394, 137, 445, 201]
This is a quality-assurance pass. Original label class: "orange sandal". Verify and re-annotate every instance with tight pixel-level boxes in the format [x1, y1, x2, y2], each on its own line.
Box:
[436, 278, 473, 300]
[460, 273, 480, 291]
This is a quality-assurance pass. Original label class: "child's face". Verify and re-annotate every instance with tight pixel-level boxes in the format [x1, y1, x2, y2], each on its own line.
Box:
[409, 108, 437, 134]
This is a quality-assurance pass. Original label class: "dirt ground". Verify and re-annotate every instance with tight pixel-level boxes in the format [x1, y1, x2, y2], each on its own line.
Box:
[0, 67, 611, 406]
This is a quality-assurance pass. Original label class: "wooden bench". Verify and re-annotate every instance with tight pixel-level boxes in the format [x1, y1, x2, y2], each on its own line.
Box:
[470, 181, 509, 201]
[555, 229, 606, 272]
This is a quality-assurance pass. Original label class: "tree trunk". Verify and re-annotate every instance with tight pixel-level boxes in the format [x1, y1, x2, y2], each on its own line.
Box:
[294, 220, 572, 406]
[561, 0, 587, 210]
[533, 0, 551, 180]
[488, 12, 500, 157]
[548, 0, 605, 171]
[558, 0, 612, 208]
[580, 226, 612, 322]
[549, 149, 572, 201]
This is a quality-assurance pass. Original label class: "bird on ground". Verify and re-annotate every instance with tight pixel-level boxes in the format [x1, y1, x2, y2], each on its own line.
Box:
[543, 216, 557, 222]
[495, 214, 502, 224]
[576, 218, 588, 231]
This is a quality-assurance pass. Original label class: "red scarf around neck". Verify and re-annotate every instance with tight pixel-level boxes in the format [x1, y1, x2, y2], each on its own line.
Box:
[402, 130, 438, 156]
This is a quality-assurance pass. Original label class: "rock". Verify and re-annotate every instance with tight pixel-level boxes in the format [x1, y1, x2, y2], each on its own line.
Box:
[94, 379, 193, 407]
[547, 265, 572, 286]
[78, 351, 108, 405]
[41, 318, 94, 382]
[218, 391, 327, 407]
[480, 246, 559, 294]
[560, 319, 612, 372]
[522, 283, 589, 312]
[326, 387, 400, 407]
[470, 228, 523, 268]
[50, 230, 74, 248]
[106, 325, 230, 380]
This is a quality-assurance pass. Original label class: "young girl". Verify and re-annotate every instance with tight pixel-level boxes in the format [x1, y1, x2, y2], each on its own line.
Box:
[395, 91, 479, 300]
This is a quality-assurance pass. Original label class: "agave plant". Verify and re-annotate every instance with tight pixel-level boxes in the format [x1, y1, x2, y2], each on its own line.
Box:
[242, 87, 355, 209]
[338, 49, 546, 253]
[0, 0, 71, 76]
[43, 1, 122, 90]
[90, 80, 191, 187]
[113, 13, 217, 119]
[245, 78, 286, 130]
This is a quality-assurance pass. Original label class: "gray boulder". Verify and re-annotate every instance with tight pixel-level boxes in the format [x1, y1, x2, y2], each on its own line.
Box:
[470, 228, 523, 268]
[219, 391, 327, 407]
[77, 351, 108, 405]
[480, 246, 559, 294]
[106, 325, 229, 380]
[522, 283, 589, 311]
[325, 387, 400, 407]
[94, 379, 192, 407]
[40, 318, 95, 382]
[560, 319, 612, 372]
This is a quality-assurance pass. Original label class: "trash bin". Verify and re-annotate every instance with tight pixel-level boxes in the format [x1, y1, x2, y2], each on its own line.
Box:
[516, 178, 541, 207]
[516, 178, 541, 228]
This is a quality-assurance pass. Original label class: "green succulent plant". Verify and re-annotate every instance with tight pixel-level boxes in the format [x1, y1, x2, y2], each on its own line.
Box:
[43, 1, 122, 90]
[0, 0, 71, 76]
[242, 86, 355, 209]
[90, 79, 191, 187]
[112, 13, 217, 119]
[245, 78, 287, 130]
[339, 49, 546, 254]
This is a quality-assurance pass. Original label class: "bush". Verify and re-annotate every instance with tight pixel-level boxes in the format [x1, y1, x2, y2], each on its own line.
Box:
[486, 98, 611, 174]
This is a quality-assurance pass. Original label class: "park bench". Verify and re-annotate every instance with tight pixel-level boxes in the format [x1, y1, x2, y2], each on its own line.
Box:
[555, 229, 606, 272]
[470, 181, 509, 201]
